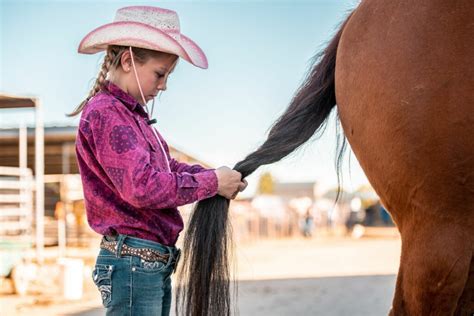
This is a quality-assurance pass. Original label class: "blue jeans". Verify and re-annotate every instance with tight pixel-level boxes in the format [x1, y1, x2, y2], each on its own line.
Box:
[92, 234, 180, 316]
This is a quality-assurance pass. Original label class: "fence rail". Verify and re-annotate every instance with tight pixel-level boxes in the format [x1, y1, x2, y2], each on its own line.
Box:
[0, 167, 33, 236]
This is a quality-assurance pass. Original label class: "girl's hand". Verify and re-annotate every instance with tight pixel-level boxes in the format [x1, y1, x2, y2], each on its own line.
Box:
[232, 179, 248, 199]
[215, 166, 244, 199]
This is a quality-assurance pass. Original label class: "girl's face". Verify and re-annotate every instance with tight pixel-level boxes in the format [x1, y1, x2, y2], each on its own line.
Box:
[120, 51, 179, 105]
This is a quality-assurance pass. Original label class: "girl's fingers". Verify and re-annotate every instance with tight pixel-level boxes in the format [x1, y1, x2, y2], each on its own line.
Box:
[238, 180, 247, 192]
[226, 180, 248, 199]
[231, 188, 239, 199]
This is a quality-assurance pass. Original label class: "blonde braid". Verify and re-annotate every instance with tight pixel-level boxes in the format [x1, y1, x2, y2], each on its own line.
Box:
[67, 47, 117, 117]
[68, 45, 155, 117]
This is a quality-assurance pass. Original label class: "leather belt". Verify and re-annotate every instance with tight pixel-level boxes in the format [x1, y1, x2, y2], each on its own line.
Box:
[100, 237, 172, 264]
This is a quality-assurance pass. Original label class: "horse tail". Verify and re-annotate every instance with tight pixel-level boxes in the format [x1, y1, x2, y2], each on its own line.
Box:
[176, 12, 353, 316]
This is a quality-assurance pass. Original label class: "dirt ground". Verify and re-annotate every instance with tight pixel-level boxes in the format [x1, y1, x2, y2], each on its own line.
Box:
[1, 230, 401, 316]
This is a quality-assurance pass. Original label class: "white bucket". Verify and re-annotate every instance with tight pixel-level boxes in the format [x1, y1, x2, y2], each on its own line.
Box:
[58, 258, 84, 300]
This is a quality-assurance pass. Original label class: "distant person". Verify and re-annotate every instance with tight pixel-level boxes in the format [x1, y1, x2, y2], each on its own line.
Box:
[364, 203, 377, 226]
[303, 208, 314, 237]
[346, 197, 362, 235]
[69, 6, 247, 315]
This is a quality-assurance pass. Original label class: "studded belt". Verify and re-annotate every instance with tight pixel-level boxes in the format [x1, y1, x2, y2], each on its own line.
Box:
[100, 237, 180, 270]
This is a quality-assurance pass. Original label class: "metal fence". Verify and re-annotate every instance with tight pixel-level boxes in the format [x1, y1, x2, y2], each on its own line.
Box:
[0, 166, 34, 239]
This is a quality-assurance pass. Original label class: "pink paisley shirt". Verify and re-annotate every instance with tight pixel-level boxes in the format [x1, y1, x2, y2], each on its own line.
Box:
[76, 81, 218, 246]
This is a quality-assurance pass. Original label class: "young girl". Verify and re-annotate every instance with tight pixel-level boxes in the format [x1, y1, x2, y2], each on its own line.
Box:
[70, 6, 246, 315]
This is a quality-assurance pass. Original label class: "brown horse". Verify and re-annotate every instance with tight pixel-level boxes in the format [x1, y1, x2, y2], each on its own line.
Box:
[337, 1, 473, 314]
[178, 1, 473, 315]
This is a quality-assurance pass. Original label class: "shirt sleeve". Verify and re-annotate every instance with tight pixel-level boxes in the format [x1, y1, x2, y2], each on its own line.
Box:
[87, 105, 218, 209]
[169, 158, 211, 174]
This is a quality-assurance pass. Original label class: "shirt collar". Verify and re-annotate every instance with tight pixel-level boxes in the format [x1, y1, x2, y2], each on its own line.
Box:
[103, 80, 148, 118]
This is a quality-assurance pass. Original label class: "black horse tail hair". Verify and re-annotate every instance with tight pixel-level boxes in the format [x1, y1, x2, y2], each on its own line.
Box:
[176, 11, 354, 316]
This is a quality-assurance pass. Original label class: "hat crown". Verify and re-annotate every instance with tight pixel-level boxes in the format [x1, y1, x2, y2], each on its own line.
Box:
[115, 6, 181, 39]
[78, 5, 208, 69]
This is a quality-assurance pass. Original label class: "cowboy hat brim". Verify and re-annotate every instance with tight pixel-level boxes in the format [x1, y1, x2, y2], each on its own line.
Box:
[78, 21, 208, 69]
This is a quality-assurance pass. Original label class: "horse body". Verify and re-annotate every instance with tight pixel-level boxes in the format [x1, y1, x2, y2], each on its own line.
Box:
[335, 0, 474, 314]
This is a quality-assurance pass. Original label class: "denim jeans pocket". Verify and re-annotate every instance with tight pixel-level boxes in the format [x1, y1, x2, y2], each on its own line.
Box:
[92, 264, 114, 307]
[132, 257, 168, 274]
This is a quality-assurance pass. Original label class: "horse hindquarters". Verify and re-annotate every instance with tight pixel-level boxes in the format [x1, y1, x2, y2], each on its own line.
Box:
[334, 0, 474, 314]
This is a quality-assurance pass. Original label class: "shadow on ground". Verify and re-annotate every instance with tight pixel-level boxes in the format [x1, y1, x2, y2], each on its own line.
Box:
[68, 274, 396, 316]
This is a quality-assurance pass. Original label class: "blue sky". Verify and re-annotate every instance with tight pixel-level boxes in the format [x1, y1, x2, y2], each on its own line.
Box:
[0, 0, 369, 195]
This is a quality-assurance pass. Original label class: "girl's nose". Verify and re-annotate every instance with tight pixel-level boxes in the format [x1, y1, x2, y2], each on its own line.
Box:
[157, 79, 168, 91]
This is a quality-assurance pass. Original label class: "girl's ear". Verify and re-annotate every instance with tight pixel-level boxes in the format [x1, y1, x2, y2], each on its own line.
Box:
[120, 50, 132, 72]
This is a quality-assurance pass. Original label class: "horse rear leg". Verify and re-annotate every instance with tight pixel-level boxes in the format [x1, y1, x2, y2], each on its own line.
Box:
[454, 255, 474, 315]
[389, 220, 472, 316]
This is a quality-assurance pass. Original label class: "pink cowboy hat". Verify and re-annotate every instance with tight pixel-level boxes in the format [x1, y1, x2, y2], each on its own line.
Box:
[78, 6, 208, 69]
